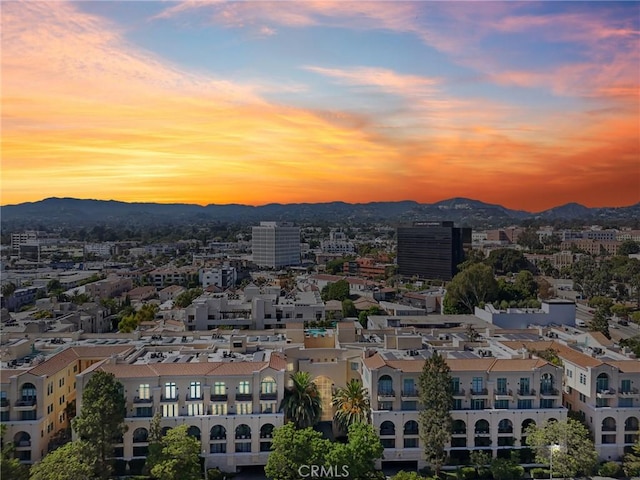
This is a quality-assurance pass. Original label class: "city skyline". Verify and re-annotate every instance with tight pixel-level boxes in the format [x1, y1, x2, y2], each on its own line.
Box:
[2, 1, 639, 210]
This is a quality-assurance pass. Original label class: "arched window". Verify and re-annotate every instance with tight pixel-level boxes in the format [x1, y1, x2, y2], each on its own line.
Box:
[161, 427, 172, 437]
[596, 373, 610, 393]
[378, 375, 393, 395]
[625, 417, 639, 431]
[133, 428, 148, 443]
[498, 419, 513, 434]
[453, 420, 466, 435]
[475, 419, 490, 434]
[260, 424, 275, 439]
[20, 383, 36, 403]
[210, 425, 226, 440]
[187, 426, 201, 441]
[235, 424, 251, 439]
[261, 377, 277, 394]
[540, 373, 554, 394]
[602, 417, 616, 432]
[14, 432, 30, 447]
[380, 421, 395, 436]
[404, 420, 419, 435]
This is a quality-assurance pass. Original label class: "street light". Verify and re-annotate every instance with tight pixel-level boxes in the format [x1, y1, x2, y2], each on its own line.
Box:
[549, 443, 561, 479]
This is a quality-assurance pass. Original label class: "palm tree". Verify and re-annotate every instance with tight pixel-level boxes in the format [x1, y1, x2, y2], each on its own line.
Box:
[279, 372, 322, 429]
[332, 379, 371, 432]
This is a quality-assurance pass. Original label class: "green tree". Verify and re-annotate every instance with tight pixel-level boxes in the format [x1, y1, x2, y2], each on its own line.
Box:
[144, 412, 163, 475]
[487, 248, 533, 274]
[389, 472, 428, 480]
[149, 425, 201, 480]
[0, 425, 29, 480]
[342, 299, 357, 318]
[443, 263, 498, 313]
[72, 371, 126, 480]
[46, 279, 62, 293]
[571, 256, 612, 299]
[173, 288, 203, 308]
[280, 371, 322, 429]
[589, 308, 610, 339]
[418, 352, 453, 477]
[470, 450, 492, 476]
[29, 441, 94, 480]
[326, 423, 384, 479]
[332, 379, 371, 432]
[117, 313, 138, 333]
[265, 423, 331, 480]
[610, 303, 631, 319]
[623, 440, 640, 477]
[514, 270, 538, 299]
[619, 335, 640, 357]
[1, 282, 17, 297]
[525, 419, 597, 479]
[588, 296, 613, 314]
[517, 228, 543, 251]
[619, 239, 640, 256]
[321, 279, 350, 301]
[490, 457, 524, 480]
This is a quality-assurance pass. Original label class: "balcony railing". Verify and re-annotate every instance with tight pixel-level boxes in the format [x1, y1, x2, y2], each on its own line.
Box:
[0, 399, 9, 408]
[518, 389, 536, 396]
[540, 388, 559, 396]
[15, 398, 37, 407]
[474, 430, 490, 435]
[380, 429, 395, 436]
[452, 388, 466, 397]
[160, 395, 179, 402]
[186, 394, 203, 401]
[498, 428, 514, 434]
[452, 430, 467, 435]
[236, 393, 253, 401]
[602, 425, 616, 432]
[210, 394, 228, 401]
[401, 389, 419, 398]
[495, 389, 513, 398]
[596, 388, 616, 398]
[470, 388, 488, 396]
[619, 388, 639, 396]
[133, 396, 153, 403]
[377, 390, 396, 399]
[259, 392, 278, 400]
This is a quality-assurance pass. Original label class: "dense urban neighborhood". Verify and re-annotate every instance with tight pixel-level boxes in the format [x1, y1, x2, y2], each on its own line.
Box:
[1, 207, 640, 480]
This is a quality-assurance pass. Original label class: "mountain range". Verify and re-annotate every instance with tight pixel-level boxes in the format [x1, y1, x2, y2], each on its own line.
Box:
[1, 197, 639, 229]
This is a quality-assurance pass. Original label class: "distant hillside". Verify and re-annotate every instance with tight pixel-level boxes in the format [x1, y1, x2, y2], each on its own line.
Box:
[1, 197, 638, 230]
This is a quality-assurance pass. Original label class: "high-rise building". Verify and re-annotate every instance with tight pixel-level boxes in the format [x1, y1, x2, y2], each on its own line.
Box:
[397, 221, 471, 281]
[252, 222, 300, 268]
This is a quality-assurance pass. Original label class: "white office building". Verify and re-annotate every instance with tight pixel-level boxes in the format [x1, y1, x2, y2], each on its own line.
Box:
[251, 222, 300, 268]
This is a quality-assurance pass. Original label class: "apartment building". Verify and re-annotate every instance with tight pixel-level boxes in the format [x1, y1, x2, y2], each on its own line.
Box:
[500, 340, 640, 461]
[252, 222, 301, 268]
[85, 275, 133, 300]
[77, 349, 287, 473]
[560, 239, 620, 256]
[0, 345, 134, 463]
[361, 352, 566, 468]
[148, 267, 199, 289]
[200, 265, 237, 289]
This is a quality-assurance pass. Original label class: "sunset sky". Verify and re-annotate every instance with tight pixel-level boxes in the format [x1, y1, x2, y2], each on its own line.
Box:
[2, 1, 639, 211]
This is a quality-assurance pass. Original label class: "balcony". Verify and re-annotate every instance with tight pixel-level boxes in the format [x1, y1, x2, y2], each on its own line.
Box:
[186, 394, 203, 402]
[380, 429, 395, 436]
[540, 388, 560, 398]
[0, 399, 9, 408]
[236, 393, 253, 401]
[596, 388, 616, 398]
[452, 388, 466, 398]
[474, 430, 490, 436]
[470, 388, 489, 397]
[133, 396, 153, 404]
[259, 392, 278, 401]
[14, 398, 37, 410]
[451, 430, 467, 436]
[494, 389, 513, 400]
[498, 428, 514, 434]
[401, 390, 419, 400]
[160, 395, 179, 402]
[602, 425, 616, 432]
[619, 388, 640, 397]
[517, 389, 536, 398]
[377, 390, 396, 401]
[210, 394, 228, 402]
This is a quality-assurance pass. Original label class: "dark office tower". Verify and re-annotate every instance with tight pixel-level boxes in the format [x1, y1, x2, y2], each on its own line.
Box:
[397, 222, 472, 281]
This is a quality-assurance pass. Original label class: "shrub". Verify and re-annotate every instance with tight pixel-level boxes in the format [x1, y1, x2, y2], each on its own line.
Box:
[598, 461, 622, 478]
[477, 468, 492, 480]
[531, 468, 550, 479]
[460, 467, 476, 480]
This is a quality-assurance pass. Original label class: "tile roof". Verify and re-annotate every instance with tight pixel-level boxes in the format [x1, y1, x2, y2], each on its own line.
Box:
[607, 360, 640, 373]
[363, 353, 386, 370]
[446, 358, 497, 372]
[500, 340, 603, 368]
[28, 348, 80, 377]
[586, 332, 614, 347]
[1, 369, 29, 384]
[489, 358, 550, 372]
[98, 361, 269, 378]
[268, 353, 287, 371]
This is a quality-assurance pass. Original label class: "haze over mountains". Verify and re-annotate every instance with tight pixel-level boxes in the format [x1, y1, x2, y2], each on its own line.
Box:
[2, 197, 639, 229]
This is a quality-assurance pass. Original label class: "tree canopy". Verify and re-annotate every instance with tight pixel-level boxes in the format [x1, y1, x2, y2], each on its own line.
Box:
[148, 425, 201, 480]
[0, 425, 29, 480]
[321, 279, 350, 301]
[332, 379, 371, 432]
[443, 263, 498, 314]
[418, 352, 453, 477]
[280, 371, 322, 429]
[71, 371, 126, 479]
[525, 419, 597, 479]
[29, 441, 95, 480]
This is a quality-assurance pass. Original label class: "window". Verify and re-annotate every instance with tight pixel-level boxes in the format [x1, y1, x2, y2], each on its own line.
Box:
[517, 399, 532, 409]
[260, 377, 276, 394]
[187, 403, 203, 416]
[238, 381, 250, 394]
[579, 373, 586, 385]
[472, 377, 484, 393]
[596, 398, 609, 408]
[261, 402, 277, 414]
[189, 381, 202, 400]
[350, 362, 359, 371]
[453, 399, 463, 410]
[0, 412, 8, 422]
[379, 401, 393, 411]
[579, 393, 586, 402]
[211, 403, 227, 415]
[621, 379, 632, 393]
[619, 398, 633, 408]
[495, 400, 509, 409]
[451, 377, 460, 393]
[496, 378, 507, 394]
[21, 411, 37, 420]
[210, 444, 226, 454]
[237, 402, 252, 415]
[213, 382, 226, 395]
[403, 378, 416, 396]
[519, 378, 530, 394]
[139, 384, 151, 400]
[136, 407, 153, 417]
[540, 399, 555, 409]
[59, 378, 64, 387]
[401, 401, 417, 411]
[471, 399, 485, 410]
[164, 382, 177, 400]
[236, 442, 251, 453]
[404, 438, 419, 448]
[162, 403, 178, 417]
